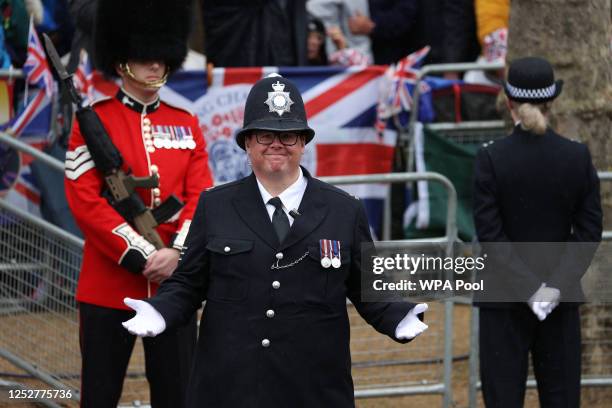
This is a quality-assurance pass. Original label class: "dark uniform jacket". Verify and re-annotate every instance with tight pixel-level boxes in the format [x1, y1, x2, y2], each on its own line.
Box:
[473, 125, 602, 306]
[148, 168, 415, 407]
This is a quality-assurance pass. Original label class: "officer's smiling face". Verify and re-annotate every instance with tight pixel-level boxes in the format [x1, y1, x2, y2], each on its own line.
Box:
[245, 132, 305, 179]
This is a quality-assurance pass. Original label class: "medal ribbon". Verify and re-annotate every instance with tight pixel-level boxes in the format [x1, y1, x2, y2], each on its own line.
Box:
[332, 240, 340, 261]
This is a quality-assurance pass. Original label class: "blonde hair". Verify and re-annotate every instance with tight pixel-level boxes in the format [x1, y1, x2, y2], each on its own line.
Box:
[516, 103, 550, 135]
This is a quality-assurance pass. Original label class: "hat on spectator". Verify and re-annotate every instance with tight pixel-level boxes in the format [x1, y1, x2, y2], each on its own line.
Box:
[504, 57, 563, 103]
[94, 0, 191, 78]
[235, 74, 315, 150]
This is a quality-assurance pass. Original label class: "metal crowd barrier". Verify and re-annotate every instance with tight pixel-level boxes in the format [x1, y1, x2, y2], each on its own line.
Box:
[321, 172, 458, 407]
[0, 198, 81, 406]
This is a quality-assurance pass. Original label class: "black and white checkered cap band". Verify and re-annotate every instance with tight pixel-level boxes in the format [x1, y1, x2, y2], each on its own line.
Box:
[506, 82, 556, 100]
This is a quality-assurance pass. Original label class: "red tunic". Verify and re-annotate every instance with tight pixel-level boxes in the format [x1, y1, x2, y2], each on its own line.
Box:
[65, 89, 212, 309]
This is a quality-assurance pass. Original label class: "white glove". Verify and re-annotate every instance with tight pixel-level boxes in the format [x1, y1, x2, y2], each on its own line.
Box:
[395, 303, 429, 340]
[122, 297, 167, 337]
[528, 284, 560, 321]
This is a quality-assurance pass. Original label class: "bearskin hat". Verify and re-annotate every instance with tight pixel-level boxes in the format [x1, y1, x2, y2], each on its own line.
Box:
[94, 0, 192, 77]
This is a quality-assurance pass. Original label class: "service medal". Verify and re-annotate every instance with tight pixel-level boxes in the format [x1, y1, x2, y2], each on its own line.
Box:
[319, 239, 333, 269]
[331, 240, 341, 268]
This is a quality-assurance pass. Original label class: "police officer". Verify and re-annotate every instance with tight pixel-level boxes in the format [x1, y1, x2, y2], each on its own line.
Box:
[64, 1, 212, 406]
[123, 74, 429, 407]
[473, 57, 602, 407]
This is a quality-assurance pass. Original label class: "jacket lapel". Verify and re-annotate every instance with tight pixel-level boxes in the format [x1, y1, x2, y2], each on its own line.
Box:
[279, 172, 328, 251]
[232, 173, 280, 250]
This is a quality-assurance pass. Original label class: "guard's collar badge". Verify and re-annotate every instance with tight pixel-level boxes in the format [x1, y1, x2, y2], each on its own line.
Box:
[265, 81, 294, 116]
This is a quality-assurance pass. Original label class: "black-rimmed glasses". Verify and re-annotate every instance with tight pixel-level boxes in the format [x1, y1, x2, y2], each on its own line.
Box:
[253, 131, 301, 146]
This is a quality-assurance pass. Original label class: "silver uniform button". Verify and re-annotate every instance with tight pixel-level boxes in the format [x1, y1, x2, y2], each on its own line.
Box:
[275, 252, 283, 260]
[150, 164, 159, 174]
[224, 246, 231, 253]
[266, 309, 275, 318]
[261, 339, 270, 348]
[272, 281, 280, 289]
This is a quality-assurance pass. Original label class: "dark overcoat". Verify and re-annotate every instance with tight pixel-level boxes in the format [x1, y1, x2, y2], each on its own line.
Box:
[472, 125, 602, 305]
[148, 169, 415, 407]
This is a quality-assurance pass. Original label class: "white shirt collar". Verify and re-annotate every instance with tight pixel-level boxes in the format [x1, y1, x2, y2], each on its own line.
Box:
[256, 167, 308, 225]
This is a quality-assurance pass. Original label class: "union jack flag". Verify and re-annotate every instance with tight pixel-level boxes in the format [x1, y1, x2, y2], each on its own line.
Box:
[376, 46, 433, 133]
[73, 49, 94, 104]
[0, 20, 55, 215]
[23, 19, 54, 99]
[87, 64, 438, 238]
[162, 66, 397, 238]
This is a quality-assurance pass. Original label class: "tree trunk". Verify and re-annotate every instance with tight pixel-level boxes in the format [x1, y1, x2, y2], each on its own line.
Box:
[508, 0, 612, 380]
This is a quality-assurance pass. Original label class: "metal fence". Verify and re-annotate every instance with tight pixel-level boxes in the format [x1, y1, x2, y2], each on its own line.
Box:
[0, 132, 153, 405]
[321, 173, 458, 406]
[0, 198, 81, 407]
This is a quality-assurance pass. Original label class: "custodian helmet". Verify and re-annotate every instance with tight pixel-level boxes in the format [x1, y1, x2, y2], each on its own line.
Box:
[235, 75, 315, 150]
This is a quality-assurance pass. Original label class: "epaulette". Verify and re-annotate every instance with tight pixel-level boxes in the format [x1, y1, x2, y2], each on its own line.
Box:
[160, 98, 195, 116]
[321, 183, 359, 201]
[91, 95, 112, 106]
[482, 139, 495, 148]
[205, 178, 244, 194]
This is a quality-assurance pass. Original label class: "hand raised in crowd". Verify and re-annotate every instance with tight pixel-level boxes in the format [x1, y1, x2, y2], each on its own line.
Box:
[348, 11, 375, 36]
[327, 26, 347, 50]
[143, 248, 181, 283]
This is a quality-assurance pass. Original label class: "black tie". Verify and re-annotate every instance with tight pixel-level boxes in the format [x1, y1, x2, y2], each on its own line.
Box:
[268, 197, 290, 243]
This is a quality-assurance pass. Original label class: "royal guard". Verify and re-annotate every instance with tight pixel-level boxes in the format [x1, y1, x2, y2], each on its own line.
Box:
[64, 1, 212, 406]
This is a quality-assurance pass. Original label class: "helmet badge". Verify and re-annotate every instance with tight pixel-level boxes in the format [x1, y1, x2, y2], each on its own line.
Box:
[265, 81, 294, 116]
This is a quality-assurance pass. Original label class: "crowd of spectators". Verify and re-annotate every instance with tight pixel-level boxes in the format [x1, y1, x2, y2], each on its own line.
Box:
[200, 0, 508, 75]
[0, 0, 511, 75]
[0, 0, 512, 77]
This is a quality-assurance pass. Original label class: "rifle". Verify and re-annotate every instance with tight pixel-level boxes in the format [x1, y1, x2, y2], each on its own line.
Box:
[43, 34, 183, 250]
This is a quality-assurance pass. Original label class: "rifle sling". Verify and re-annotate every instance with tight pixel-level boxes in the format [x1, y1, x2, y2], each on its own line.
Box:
[104, 190, 184, 225]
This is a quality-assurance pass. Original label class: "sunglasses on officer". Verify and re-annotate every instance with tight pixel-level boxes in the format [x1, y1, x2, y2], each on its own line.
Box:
[252, 131, 303, 146]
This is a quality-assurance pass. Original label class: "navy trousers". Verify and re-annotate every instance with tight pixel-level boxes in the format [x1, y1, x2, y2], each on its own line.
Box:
[479, 305, 581, 408]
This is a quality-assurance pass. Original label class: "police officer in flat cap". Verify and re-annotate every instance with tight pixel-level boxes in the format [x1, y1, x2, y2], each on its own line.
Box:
[473, 57, 602, 406]
[123, 74, 429, 407]
[64, 1, 212, 406]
